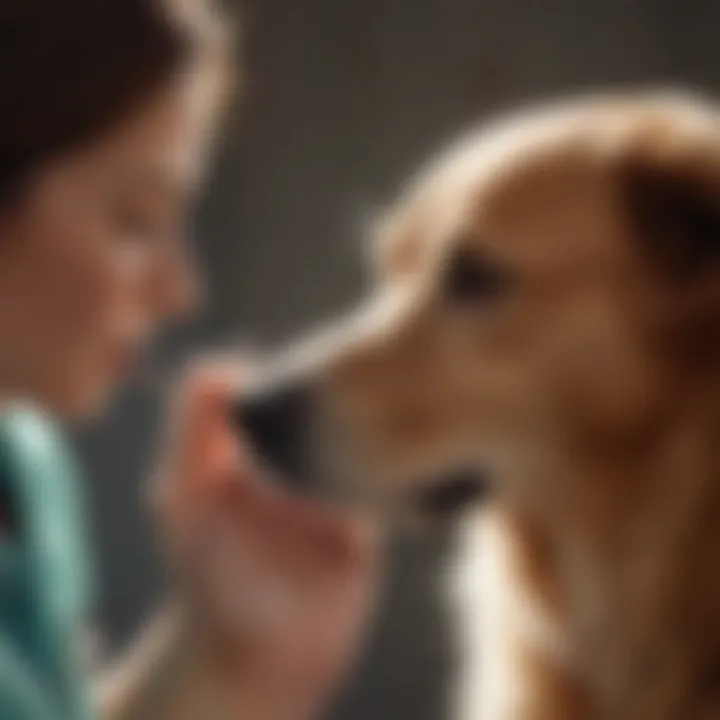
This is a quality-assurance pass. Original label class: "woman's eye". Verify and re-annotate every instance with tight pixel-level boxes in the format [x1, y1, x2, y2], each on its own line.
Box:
[443, 248, 512, 304]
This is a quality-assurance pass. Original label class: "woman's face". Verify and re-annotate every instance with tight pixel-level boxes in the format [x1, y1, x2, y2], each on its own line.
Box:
[0, 71, 218, 417]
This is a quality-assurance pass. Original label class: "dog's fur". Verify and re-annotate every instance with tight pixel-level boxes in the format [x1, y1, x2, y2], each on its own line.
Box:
[246, 91, 720, 718]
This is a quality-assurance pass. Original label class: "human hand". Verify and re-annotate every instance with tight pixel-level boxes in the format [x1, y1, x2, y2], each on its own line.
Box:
[151, 364, 378, 719]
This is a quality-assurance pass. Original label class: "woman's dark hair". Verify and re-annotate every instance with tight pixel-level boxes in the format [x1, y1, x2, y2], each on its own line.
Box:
[0, 0, 225, 200]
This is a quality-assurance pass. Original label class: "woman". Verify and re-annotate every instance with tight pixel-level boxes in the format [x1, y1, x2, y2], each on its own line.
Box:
[0, 1, 377, 719]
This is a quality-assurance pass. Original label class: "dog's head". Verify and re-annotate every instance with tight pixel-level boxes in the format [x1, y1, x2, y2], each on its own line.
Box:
[236, 92, 720, 524]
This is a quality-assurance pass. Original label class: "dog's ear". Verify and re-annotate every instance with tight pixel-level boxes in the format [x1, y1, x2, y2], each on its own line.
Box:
[620, 139, 720, 362]
[621, 153, 720, 281]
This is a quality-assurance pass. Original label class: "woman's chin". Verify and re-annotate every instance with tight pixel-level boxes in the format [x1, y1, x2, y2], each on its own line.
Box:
[33, 376, 117, 422]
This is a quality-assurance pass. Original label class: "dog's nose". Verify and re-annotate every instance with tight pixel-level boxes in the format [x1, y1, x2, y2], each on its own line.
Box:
[233, 380, 316, 487]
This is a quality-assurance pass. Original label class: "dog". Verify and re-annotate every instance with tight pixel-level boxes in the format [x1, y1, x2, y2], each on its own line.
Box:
[236, 90, 720, 719]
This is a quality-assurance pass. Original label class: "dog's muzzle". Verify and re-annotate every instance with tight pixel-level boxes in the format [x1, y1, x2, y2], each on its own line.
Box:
[232, 370, 491, 520]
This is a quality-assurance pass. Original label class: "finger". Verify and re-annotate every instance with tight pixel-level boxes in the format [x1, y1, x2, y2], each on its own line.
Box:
[233, 490, 378, 602]
[212, 477, 380, 614]
[198, 482, 379, 668]
[201, 487, 309, 647]
[203, 480, 329, 606]
[175, 476, 266, 600]
[154, 465, 252, 566]
[152, 362, 245, 520]
[265, 493, 379, 573]
[165, 361, 242, 477]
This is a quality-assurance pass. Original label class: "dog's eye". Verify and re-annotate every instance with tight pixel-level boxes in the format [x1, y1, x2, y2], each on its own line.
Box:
[443, 248, 511, 304]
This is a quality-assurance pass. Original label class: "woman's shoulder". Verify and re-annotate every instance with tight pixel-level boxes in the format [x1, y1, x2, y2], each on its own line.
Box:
[0, 408, 95, 718]
[0, 405, 74, 474]
[0, 404, 94, 616]
[0, 405, 84, 508]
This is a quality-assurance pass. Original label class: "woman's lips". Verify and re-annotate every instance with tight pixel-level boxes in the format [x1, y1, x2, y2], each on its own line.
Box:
[105, 339, 142, 378]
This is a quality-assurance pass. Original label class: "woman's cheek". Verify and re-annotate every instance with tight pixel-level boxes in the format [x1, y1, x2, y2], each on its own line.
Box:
[47, 235, 142, 409]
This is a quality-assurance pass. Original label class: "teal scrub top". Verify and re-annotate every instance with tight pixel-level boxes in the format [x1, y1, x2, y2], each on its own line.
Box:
[0, 407, 95, 720]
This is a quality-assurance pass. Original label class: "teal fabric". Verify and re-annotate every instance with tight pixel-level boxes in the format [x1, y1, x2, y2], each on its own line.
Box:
[0, 407, 95, 720]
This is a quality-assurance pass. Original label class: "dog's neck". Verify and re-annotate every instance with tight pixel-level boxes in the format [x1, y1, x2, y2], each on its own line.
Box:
[519, 392, 720, 717]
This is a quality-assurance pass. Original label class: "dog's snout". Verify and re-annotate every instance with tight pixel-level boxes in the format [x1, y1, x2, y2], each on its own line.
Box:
[234, 380, 316, 487]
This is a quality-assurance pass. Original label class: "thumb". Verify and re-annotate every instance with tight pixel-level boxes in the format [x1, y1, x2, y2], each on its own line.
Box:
[151, 361, 244, 516]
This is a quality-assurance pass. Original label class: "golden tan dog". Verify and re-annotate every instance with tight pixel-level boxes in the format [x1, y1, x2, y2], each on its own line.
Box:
[239, 90, 720, 719]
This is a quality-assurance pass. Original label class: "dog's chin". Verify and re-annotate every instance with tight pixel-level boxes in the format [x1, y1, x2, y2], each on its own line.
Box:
[408, 467, 492, 522]
[232, 391, 491, 521]
[245, 444, 492, 528]
[233, 384, 491, 523]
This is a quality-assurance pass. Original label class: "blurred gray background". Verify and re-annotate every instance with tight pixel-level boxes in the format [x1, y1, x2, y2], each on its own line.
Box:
[75, 1, 718, 718]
